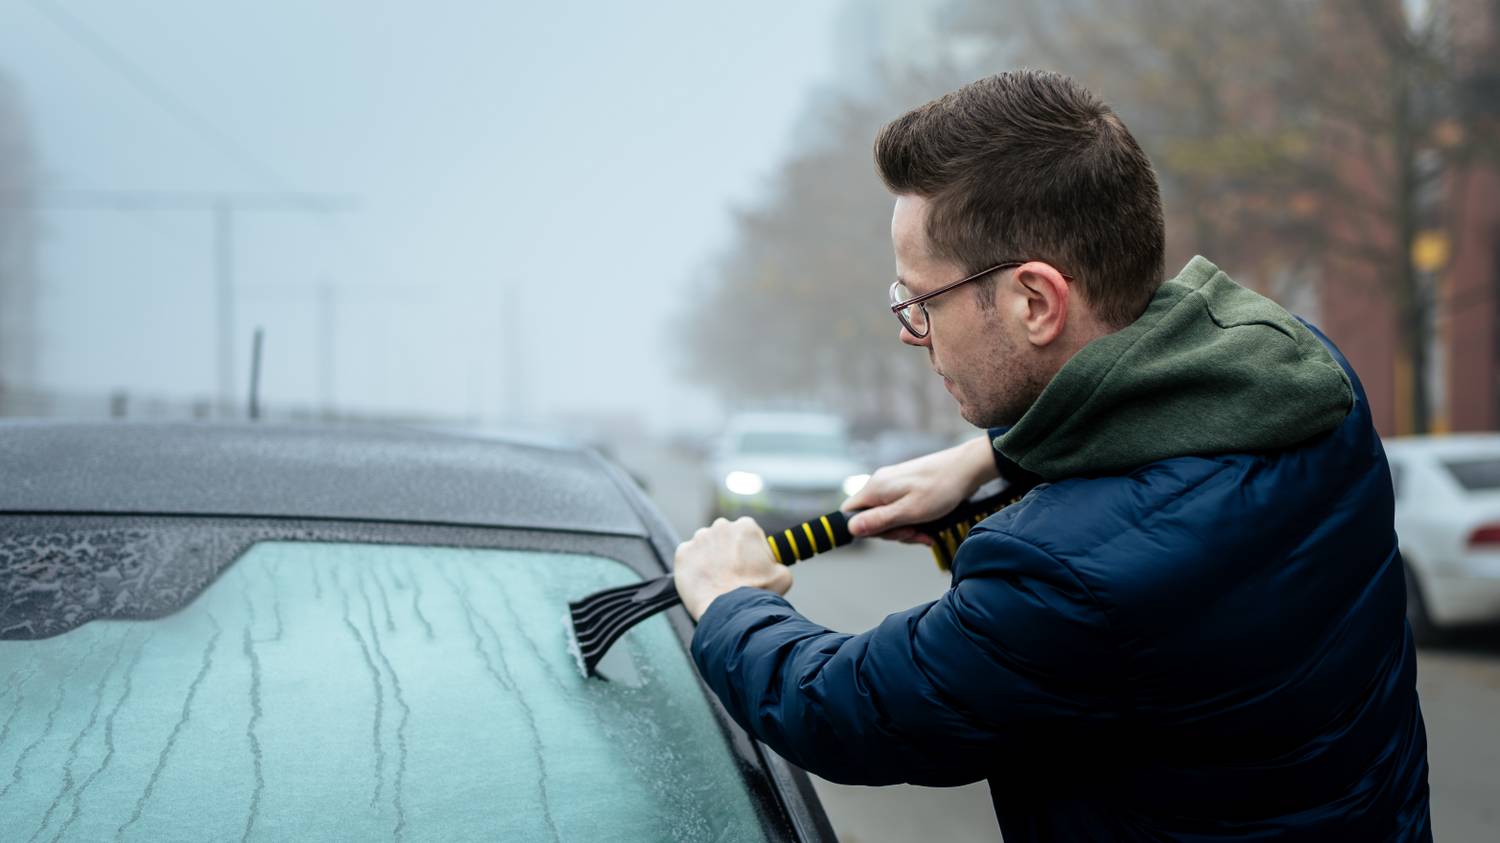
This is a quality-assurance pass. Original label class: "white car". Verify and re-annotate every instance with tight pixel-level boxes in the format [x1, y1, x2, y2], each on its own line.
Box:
[1384, 434, 1500, 640]
[707, 412, 870, 533]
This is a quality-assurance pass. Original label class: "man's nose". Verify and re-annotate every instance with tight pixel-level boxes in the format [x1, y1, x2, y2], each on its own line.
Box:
[899, 325, 930, 347]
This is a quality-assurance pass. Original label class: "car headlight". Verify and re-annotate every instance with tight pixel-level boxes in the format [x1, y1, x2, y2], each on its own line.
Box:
[724, 471, 764, 496]
[842, 473, 871, 497]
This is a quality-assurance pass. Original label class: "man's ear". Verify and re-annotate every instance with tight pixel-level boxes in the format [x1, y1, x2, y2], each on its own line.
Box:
[1012, 262, 1070, 348]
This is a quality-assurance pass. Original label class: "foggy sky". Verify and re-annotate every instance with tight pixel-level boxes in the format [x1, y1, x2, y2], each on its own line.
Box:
[0, 0, 848, 434]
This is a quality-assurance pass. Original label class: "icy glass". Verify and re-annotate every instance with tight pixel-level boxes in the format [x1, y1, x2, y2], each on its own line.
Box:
[0, 543, 770, 842]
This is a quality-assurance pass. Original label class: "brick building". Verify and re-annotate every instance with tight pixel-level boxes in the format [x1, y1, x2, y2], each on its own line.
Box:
[1316, 0, 1500, 435]
[1441, 0, 1500, 431]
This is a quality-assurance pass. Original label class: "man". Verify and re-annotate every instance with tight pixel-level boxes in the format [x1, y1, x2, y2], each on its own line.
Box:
[673, 71, 1431, 840]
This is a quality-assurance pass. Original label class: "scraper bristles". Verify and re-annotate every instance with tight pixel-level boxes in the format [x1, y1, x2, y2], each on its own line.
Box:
[926, 490, 1031, 573]
[566, 574, 682, 678]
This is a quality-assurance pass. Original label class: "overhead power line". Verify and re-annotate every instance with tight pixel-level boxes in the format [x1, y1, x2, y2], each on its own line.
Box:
[12, 188, 356, 213]
[28, 0, 308, 202]
[5, 187, 356, 416]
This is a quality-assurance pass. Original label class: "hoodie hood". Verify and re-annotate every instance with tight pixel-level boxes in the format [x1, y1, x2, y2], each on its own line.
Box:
[996, 256, 1353, 480]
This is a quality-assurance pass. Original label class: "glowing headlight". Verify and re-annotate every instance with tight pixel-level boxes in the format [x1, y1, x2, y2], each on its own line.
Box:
[842, 473, 871, 497]
[724, 471, 764, 496]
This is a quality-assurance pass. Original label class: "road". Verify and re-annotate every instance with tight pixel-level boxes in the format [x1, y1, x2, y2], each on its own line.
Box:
[621, 441, 1500, 842]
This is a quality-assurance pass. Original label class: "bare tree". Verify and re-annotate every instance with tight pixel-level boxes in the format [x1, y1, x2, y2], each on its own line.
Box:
[948, 0, 1500, 433]
[686, 0, 1500, 434]
[678, 72, 976, 434]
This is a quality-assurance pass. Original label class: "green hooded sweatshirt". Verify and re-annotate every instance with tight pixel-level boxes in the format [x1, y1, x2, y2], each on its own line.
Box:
[996, 256, 1354, 481]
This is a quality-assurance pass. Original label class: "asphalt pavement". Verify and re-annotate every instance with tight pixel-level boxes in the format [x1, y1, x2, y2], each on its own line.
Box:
[622, 441, 1500, 842]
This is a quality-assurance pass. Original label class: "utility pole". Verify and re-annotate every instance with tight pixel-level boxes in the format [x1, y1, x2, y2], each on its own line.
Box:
[215, 200, 235, 417]
[248, 326, 264, 420]
[318, 280, 336, 418]
[10, 189, 355, 417]
[22, 2, 355, 417]
[503, 279, 524, 424]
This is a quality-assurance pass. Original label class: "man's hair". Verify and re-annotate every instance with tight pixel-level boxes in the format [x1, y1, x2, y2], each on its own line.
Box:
[874, 70, 1165, 328]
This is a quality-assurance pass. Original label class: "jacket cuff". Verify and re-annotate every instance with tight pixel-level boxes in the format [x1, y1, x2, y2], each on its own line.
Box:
[693, 584, 787, 640]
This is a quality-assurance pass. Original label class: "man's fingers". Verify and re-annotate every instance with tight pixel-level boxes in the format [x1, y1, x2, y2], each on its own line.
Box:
[851, 523, 933, 545]
[840, 488, 877, 513]
[841, 470, 901, 512]
[848, 504, 906, 537]
[882, 527, 925, 544]
[845, 509, 878, 536]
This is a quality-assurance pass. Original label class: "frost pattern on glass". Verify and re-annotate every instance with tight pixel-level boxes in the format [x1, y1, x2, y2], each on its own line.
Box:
[0, 527, 246, 640]
[0, 543, 770, 842]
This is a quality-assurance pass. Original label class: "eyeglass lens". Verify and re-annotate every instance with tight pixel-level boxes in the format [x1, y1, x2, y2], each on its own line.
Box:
[892, 282, 928, 336]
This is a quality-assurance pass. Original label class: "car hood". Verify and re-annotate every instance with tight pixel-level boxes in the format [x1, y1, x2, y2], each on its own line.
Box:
[712, 454, 864, 490]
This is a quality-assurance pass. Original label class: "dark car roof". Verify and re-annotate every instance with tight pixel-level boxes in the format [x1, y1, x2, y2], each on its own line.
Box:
[0, 420, 654, 537]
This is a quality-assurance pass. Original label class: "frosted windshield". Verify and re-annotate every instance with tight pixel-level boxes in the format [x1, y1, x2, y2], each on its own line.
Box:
[0, 542, 769, 841]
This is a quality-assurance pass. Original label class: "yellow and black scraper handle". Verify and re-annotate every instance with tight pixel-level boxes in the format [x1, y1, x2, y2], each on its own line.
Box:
[765, 511, 855, 566]
[764, 484, 1025, 572]
[564, 483, 1036, 678]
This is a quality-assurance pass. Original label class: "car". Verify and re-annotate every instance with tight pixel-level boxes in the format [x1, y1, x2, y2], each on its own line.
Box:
[1384, 433, 1500, 641]
[706, 413, 869, 534]
[0, 421, 835, 841]
[866, 430, 949, 468]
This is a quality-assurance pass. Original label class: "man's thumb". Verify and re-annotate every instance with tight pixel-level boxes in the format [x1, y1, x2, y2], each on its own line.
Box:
[847, 506, 890, 537]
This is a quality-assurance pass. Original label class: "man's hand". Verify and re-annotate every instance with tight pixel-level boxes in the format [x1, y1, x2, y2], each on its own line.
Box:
[674, 517, 792, 620]
[842, 435, 1000, 542]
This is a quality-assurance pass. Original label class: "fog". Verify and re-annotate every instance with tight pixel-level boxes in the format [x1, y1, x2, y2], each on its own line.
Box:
[3, 2, 1500, 840]
[0, 0, 854, 435]
[4, 1, 1495, 444]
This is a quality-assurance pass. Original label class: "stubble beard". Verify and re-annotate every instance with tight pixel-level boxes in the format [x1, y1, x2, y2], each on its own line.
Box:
[950, 329, 1049, 429]
[960, 367, 1045, 428]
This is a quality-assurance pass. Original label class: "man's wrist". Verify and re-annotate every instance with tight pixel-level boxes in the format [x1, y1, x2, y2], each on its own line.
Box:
[679, 576, 753, 620]
[962, 434, 1002, 491]
[694, 585, 785, 627]
[683, 587, 723, 621]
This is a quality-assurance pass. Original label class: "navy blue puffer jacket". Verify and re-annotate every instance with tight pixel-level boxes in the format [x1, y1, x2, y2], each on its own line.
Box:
[692, 259, 1431, 840]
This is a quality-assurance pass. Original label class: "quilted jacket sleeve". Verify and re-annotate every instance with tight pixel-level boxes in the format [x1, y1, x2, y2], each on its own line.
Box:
[690, 528, 1120, 787]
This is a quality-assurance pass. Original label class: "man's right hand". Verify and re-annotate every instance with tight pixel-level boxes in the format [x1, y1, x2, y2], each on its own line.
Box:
[842, 435, 1000, 543]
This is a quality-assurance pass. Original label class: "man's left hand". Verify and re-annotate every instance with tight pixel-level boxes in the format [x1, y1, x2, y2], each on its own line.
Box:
[674, 517, 792, 620]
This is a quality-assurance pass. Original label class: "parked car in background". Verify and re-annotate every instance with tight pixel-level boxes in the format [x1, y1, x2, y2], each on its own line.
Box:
[707, 413, 869, 534]
[1385, 433, 1500, 641]
[0, 421, 834, 841]
[866, 429, 954, 469]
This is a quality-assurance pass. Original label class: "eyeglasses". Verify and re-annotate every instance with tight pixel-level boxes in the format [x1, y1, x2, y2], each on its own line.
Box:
[890, 260, 1073, 338]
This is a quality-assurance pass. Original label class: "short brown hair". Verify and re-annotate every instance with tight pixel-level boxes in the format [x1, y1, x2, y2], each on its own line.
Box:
[874, 70, 1164, 328]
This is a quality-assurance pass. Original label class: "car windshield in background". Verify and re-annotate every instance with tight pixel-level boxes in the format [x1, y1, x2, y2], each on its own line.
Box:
[0, 538, 770, 841]
[736, 431, 848, 458]
[1443, 457, 1500, 492]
